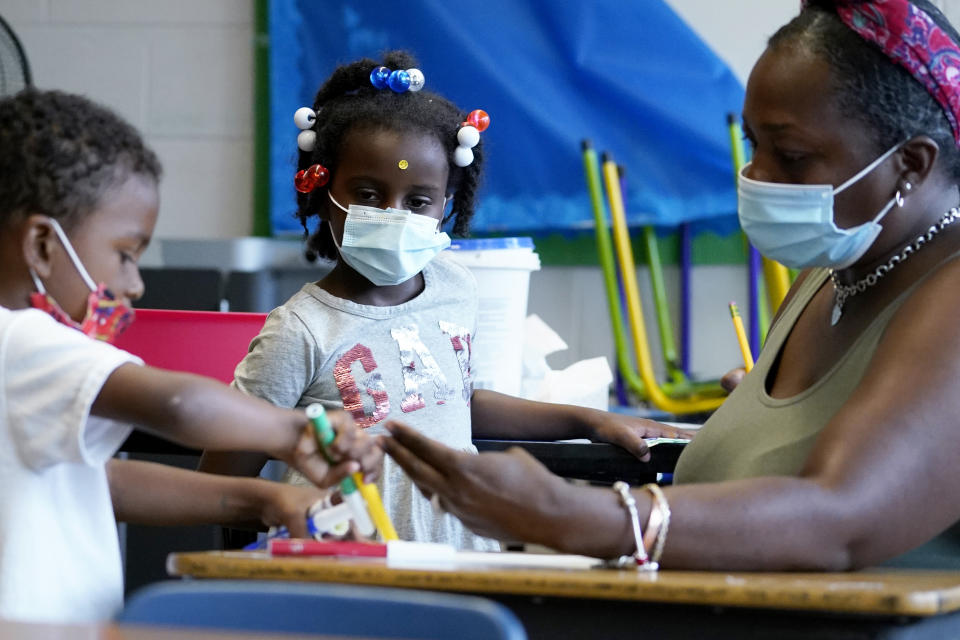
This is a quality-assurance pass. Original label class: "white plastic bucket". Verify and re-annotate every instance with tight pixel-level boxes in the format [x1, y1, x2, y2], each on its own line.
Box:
[447, 237, 541, 397]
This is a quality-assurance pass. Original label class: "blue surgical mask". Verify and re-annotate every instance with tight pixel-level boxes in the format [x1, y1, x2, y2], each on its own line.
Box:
[327, 191, 451, 286]
[737, 143, 903, 269]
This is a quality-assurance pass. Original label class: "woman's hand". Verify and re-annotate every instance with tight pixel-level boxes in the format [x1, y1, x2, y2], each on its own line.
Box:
[584, 412, 697, 462]
[278, 409, 383, 490]
[383, 421, 569, 544]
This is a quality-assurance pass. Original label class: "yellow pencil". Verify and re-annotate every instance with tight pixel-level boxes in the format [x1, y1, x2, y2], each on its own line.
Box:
[306, 404, 399, 541]
[729, 302, 754, 372]
[352, 474, 399, 541]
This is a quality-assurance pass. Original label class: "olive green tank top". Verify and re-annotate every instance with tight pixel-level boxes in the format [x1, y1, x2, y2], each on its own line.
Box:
[674, 267, 887, 483]
[673, 260, 960, 568]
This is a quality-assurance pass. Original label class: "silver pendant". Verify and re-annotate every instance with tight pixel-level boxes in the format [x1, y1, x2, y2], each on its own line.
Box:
[831, 302, 842, 326]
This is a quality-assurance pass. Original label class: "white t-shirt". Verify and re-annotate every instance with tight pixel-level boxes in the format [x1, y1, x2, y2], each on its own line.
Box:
[0, 306, 139, 623]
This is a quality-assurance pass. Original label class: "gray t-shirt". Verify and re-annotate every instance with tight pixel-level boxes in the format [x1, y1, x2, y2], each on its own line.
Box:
[234, 252, 498, 551]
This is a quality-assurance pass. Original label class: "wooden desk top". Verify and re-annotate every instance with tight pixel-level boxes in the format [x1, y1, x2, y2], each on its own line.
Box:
[168, 551, 960, 618]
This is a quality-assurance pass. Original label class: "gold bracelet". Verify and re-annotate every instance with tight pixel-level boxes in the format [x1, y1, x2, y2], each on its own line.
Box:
[611, 481, 657, 571]
[642, 483, 671, 565]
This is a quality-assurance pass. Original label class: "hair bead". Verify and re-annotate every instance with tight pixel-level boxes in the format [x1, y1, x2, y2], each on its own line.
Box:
[387, 69, 411, 93]
[454, 110, 490, 167]
[294, 107, 317, 130]
[457, 125, 480, 148]
[453, 146, 474, 168]
[297, 130, 317, 152]
[466, 109, 490, 132]
[294, 163, 329, 193]
[369, 66, 424, 94]
[370, 66, 391, 89]
[407, 68, 425, 92]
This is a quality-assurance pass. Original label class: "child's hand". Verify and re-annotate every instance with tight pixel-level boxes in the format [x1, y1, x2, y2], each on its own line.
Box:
[720, 367, 747, 393]
[278, 409, 383, 489]
[258, 483, 328, 538]
[584, 412, 696, 462]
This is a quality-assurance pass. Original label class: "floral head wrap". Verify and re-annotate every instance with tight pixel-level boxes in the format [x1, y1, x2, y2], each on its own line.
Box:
[802, 0, 960, 145]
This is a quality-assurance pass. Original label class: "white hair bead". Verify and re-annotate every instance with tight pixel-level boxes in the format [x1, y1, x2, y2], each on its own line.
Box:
[297, 130, 317, 152]
[294, 107, 316, 130]
[457, 125, 480, 148]
[407, 68, 425, 92]
[453, 146, 474, 167]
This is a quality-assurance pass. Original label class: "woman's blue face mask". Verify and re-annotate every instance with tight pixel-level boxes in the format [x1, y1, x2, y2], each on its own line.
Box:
[737, 142, 903, 270]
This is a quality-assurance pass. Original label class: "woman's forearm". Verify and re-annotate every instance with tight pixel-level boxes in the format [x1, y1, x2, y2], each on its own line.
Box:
[544, 476, 856, 571]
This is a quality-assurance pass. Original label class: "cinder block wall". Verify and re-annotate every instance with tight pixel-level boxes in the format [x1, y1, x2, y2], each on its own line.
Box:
[2, 0, 256, 239]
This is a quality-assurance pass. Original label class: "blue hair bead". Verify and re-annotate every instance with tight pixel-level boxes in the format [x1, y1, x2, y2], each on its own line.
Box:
[387, 69, 411, 93]
[370, 66, 391, 89]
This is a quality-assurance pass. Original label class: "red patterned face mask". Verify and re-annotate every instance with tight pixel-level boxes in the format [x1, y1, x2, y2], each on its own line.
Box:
[30, 284, 134, 343]
[28, 218, 135, 343]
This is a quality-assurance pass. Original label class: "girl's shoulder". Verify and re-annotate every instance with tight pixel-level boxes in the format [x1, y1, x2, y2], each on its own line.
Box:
[429, 251, 477, 290]
[267, 281, 351, 318]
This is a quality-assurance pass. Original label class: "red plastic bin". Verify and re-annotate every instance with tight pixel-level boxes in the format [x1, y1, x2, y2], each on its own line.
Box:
[113, 308, 267, 384]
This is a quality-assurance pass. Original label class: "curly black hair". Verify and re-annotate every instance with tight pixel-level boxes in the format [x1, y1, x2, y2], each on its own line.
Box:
[770, 0, 960, 181]
[295, 50, 485, 261]
[0, 89, 162, 232]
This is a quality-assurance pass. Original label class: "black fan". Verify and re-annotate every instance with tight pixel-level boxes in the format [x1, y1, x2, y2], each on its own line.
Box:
[0, 14, 31, 95]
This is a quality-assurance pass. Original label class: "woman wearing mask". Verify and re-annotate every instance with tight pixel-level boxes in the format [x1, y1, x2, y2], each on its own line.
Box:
[383, 0, 960, 571]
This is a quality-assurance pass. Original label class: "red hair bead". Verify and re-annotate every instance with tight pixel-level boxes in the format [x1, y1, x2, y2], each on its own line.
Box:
[466, 109, 490, 132]
[294, 163, 329, 193]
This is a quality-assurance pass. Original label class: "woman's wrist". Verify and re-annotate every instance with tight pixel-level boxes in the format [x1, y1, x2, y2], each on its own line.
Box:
[544, 480, 644, 558]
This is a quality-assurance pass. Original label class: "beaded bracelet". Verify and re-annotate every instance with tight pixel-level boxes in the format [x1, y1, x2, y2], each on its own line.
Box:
[641, 489, 664, 556]
[611, 481, 657, 571]
[642, 483, 672, 565]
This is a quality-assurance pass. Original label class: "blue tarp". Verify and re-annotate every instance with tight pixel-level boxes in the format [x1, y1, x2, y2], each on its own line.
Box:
[269, 0, 745, 236]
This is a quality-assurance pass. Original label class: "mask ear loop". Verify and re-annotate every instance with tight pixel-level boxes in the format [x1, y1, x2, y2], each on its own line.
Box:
[867, 189, 903, 228]
[28, 268, 47, 294]
[46, 217, 98, 292]
[871, 176, 912, 224]
[833, 142, 905, 195]
[328, 222, 344, 252]
[327, 190, 350, 214]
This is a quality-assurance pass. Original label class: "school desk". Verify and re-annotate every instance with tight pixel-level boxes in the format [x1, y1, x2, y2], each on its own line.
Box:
[117, 438, 684, 485]
[473, 439, 684, 484]
[167, 550, 960, 640]
[0, 618, 363, 639]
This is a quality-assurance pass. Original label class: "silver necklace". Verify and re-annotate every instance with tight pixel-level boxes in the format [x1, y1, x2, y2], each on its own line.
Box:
[830, 208, 960, 326]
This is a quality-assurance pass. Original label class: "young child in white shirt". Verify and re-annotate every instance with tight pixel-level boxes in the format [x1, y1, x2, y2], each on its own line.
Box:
[0, 89, 381, 624]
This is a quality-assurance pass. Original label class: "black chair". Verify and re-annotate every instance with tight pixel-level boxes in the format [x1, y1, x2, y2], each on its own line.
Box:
[225, 266, 331, 312]
[136, 267, 224, 311]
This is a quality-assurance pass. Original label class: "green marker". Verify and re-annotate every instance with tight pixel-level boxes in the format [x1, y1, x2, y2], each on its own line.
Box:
[307, 403, 357, 492]
[305, 404, 374, 536]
